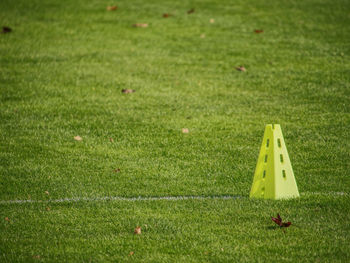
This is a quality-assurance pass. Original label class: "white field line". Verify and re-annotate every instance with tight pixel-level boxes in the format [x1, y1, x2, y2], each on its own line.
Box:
[0, 192, 347, 205]
[0, 195, 242, 205]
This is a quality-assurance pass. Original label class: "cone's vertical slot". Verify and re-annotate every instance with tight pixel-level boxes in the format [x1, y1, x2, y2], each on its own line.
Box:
[282, 170, 286, 179]
[263, 170, 266, 178]
[266, 139, 269, 148]
[264, 155, 268, 163]
[280, 154, 284, 163]
[277, 138, 281, 148]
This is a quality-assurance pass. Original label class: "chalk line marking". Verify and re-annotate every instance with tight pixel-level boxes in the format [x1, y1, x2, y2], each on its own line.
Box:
[0, 195, 242, 205]
[0, 192, 347, 205]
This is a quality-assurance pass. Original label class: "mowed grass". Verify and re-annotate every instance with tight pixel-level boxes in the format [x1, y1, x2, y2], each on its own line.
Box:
[0, 0, 349, 261]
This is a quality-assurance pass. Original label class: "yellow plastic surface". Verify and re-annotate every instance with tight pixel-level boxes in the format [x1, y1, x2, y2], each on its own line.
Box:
[249, 124, 299, 200]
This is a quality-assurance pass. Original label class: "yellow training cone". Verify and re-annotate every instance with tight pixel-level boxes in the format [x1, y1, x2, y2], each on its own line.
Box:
[250, 124, 299, 200]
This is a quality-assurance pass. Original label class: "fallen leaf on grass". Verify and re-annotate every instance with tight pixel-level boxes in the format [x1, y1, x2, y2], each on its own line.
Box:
[163, 13, 172, 18]
[134, 226, 141, 234]
[122, 89, 135, 94]
[200, 34, 205, 38]
[74, 135, 82, 141]
[114, 168, 121, 173]
[32, 255, 40, 259]
[107, 6, 118, 11]
[46, 207, 51, 211]
[132, 23, 148, 28]
[5, 217, 10, 222]
[109, 138, 114, 142]
[182, 128, 189, 133]
[129, 251, 134, 256]
[236, 66, 246, 72]
[210, 18, 215, 23]
[187, 8, 195, 14]
[254, 29, 264, 34]
[271, 213, 291, 228]
[2, 26, 12, 34]
[45, 191, 49, 195]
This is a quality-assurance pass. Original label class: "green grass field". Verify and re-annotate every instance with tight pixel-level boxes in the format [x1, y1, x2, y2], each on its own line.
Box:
[1, 0, 349, 261]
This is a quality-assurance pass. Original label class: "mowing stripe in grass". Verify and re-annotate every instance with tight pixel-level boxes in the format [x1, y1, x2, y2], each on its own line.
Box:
[0, 192, 348, 205]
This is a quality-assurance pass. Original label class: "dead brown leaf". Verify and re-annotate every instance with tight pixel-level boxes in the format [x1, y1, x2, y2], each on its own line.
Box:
[32, 255, 40, 259]
[46, 207, 51, 211]
[210, 18, 215, 23]
[2, 26, 12, 34]
[74, 135, 82, 141]
[109, 138, 114, 142]
[114, 168, 121, 173]
[107, 6, 118, 11]
[45, 191, 49, 195]
[182, 128, 189, 134]
[129, 251, 134, 256]
[163, 13, 172, 18]
[187, 8, 195, 14]
[254, 29, 264, 34]
[132, 23, 148, 28]
[122, 89, 135, 94]
[5, 217, 10, 222]
[134, 226, 141, 235]
[200, 34, 205, 38]
[236, 66, 246, 72]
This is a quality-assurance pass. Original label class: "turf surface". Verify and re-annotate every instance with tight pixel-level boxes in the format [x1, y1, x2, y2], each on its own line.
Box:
[0, 0, 349, 261]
